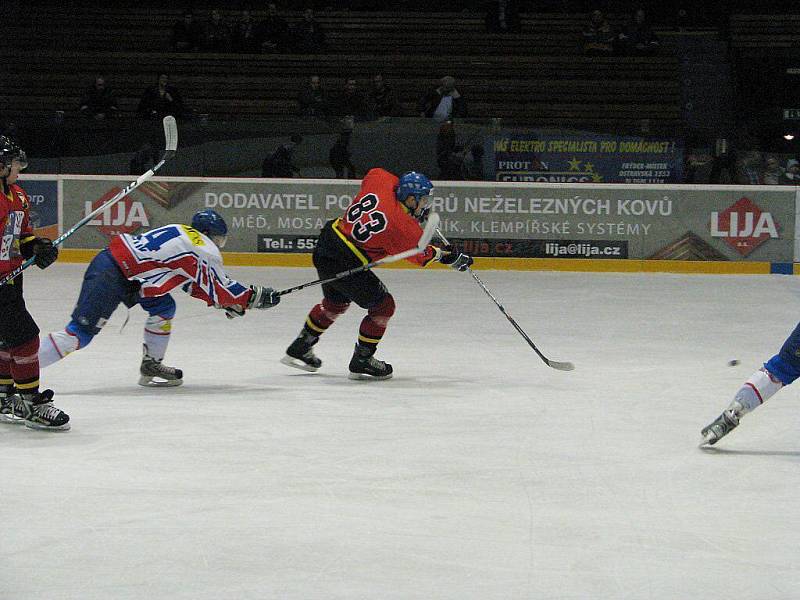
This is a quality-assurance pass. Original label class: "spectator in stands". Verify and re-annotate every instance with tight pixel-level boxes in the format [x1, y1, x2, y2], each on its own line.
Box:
[419, 76, 467, 122]
[484, 0, 521, 33]
[785, 159, 800, 183]
[736, 149, 764, 185]
[708, 137, 735, 184]
[329, 119, 357, 179]
[762, 156, 786, 185]
[617, 8, 659, 55]
[292, 8, 326, 54]
[683, 150, 711, 184]
[367, 73, 400, 119]
[232, 9, 260, 53]
[79, 76, 119, 120]
[137, 74, 185, 120]
[198, 9, 231, 53]
[675, 6, 690, 31]
[332, 78, 369, 121]
[171, 10, 200, 52]
[262, 134, 303, 178]
[436, 122, 465, 180]
[257, 3, 290, 53]
[298, 74, 330, 117]
[582, 9, 616, 55]
[462, 144, 486, 180]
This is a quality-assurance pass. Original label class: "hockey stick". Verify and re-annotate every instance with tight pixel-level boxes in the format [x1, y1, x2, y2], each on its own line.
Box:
[0, 116, 179, 287]
[277, 212, 440, 296]
[437, 228, 574, 371]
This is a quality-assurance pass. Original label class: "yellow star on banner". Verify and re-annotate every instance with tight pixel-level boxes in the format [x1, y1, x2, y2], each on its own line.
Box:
[567, 157, 582, 171]
[591, 172, 603, 182]
[583, 161, 595, 173]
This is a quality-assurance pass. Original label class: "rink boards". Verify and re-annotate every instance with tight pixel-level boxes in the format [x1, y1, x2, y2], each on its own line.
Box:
[21, 174, 800, 275]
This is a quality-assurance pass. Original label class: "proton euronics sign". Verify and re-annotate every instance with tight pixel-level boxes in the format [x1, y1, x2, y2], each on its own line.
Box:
[23, 175, 800, 264]
[490, 132, 684, 184]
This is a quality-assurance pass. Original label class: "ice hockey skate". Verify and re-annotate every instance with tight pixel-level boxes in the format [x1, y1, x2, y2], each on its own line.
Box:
[139, 344, 183, 387]
[281, 333, 322, 372]
[0, 392, 24, 424]
[348, 344, 393, 380]
[16, 389, 70, 431]
[700, 401, 743, 446]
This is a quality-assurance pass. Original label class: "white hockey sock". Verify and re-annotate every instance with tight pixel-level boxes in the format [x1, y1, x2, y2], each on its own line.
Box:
[39, 330, 80, 368]
[143, 316, 172, 361]
[731, 367, 783, 414]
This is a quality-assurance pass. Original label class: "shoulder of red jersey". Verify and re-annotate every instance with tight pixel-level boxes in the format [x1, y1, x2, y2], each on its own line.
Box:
[9, 184, 30, 208]
[362, 168, 399, 190]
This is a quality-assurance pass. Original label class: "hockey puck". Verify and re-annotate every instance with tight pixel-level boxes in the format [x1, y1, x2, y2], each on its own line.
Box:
[728, 359, 740, 367]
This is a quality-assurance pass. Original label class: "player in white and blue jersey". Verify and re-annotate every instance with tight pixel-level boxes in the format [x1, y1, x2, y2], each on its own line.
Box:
[39, 210, 280, 387]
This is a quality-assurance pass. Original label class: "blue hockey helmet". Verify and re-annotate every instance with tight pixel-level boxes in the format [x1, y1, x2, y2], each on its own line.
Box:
[395, 171, 433, 204]
[396, 171, 433, 221]
[192, 209, 228, 248]
[191, 209, 228, 237]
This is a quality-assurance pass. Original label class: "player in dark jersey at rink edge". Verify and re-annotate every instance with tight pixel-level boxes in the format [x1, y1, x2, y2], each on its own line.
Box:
[281, 168, 473, 380]
[0, 136, 68, 431]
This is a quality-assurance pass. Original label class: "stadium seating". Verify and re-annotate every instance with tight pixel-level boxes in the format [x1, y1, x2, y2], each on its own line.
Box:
[3, 8, 683, 134]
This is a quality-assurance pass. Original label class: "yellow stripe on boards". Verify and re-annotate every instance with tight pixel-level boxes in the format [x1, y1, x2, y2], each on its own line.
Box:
[54, 248, 784, 275]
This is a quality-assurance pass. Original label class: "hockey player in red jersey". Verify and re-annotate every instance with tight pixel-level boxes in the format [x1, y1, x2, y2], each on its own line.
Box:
[0, 136, 68, 430]
[281, 169, 473, 379]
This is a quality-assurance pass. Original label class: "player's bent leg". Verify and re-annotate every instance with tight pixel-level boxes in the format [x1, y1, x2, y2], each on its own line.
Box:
[701, 359, 791, 446]
[348, 294, 395, 380]
[7, 336, 69, 431]
[39, 326, 85, 368]
[140, 295, 175, 360]
[50, 248, 130, 369]
[138, 295, 182, 387]
[282, 298, 350, 372]
[0, 343, 22, 424]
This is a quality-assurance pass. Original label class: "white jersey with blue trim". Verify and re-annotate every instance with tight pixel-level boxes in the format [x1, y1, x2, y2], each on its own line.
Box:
[109, 224, 251, 307]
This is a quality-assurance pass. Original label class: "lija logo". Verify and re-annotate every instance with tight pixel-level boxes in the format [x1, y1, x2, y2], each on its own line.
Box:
[710, 197, 779, 256]
[85, 188, 150, 238]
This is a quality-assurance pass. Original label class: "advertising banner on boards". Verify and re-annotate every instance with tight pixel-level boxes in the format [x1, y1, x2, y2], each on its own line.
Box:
[490, 132, 684, 184]
[60, 178, 795, 262]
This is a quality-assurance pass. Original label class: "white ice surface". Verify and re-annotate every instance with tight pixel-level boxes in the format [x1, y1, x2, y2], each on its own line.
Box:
[3, 264, 800, 600]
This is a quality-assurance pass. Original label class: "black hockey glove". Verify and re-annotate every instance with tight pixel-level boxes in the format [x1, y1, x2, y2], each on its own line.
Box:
[21, 237, 58, 269]
[439, 247, 473, 272]
[248, 285, 280, 309]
